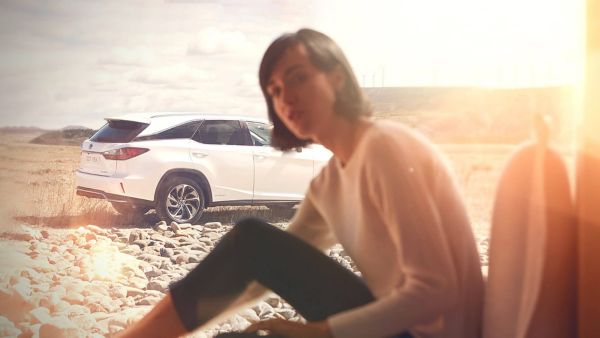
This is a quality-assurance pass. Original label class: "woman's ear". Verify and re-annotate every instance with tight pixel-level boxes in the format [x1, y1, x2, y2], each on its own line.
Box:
[329, 65, 346, 91]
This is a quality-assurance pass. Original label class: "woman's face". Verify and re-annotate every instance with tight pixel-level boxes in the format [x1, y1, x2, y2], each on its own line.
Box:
[266, 43, 343, 142]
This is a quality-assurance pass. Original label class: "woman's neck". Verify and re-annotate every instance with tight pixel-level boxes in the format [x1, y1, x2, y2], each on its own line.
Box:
[314, 116, 373, 167]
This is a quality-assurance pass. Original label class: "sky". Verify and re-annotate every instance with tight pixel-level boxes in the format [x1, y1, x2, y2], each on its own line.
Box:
[0, 0, 585, 129]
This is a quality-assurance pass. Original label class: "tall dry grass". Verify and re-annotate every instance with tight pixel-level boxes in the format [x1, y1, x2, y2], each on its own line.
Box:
[2, 141, 295, 228]
[2, 138, 536, 236]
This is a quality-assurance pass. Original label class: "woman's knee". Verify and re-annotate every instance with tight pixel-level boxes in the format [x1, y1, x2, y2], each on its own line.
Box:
[232, 217, 273, 241]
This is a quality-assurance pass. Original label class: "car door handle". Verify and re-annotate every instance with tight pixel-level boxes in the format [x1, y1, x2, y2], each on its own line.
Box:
[254, 154, 266, 160]
[192, 152, 208, 158]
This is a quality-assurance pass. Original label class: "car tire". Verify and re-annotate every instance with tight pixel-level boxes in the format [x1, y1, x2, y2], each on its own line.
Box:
[111, 202, 152, 216]
[156, 176, 205, 224]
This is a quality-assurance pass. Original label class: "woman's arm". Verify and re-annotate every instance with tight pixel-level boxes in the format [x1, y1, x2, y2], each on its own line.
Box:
[286, 191, 337, 251]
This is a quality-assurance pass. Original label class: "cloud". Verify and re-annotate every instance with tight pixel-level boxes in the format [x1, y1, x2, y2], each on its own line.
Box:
[0, 1, 315, 128]
[97, 53, 150, 68]
[187, 27, 250, 55]
[235, 73, 262, 98]
[130, 64, 213, 87]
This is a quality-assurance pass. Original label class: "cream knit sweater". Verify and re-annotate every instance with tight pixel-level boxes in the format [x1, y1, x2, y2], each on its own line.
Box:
[287, 121, 483, 338]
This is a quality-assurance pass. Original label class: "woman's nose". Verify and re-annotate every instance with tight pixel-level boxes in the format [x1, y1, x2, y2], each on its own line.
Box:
[281, 86, 295, 106]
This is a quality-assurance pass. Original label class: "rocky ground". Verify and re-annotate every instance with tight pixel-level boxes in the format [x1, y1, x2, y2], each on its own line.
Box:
[0, 222, 489, 338]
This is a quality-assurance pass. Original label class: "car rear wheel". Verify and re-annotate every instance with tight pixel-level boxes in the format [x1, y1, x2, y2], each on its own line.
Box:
[111, 202, 152, 216]
[156, 176, 205, 224]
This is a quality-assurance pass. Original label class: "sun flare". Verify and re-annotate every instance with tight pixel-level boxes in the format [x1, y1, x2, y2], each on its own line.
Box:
[316, 0, 585, 88]
[87, 241, 136, 281]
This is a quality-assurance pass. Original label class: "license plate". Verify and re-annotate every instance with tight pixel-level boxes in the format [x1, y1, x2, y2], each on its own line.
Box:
[82, 152, 101, 163]
[80, 152, 104, 172]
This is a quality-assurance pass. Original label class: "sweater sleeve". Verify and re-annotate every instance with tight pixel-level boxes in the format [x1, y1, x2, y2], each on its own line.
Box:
[286, 187, 337, 251]
[328, 136, 459, 338]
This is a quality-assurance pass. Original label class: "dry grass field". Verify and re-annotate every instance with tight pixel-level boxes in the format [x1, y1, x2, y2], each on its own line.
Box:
[0, 131, 525, 239]
[0, 132, 299, 231]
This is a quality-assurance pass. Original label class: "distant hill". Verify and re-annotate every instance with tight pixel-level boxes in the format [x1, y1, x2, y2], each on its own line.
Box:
[363, 86, 573, 144]
[0, 126, 50, 134]
[0, 126, 51, 143]
[29, 128, 95, 146]
[61, 125, 90, 131]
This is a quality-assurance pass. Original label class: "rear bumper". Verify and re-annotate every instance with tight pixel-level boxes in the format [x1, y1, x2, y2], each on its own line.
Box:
[76, 186, 153, 206]
[75, 170, 154, 205]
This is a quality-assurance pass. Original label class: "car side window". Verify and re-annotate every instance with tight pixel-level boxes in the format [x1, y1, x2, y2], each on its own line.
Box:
[193, 120, 250, 146]
[246, 121, 272, 146]
[135, 121, 202, 141]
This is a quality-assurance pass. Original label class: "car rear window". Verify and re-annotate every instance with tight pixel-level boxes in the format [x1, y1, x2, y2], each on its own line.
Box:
[89, 120, 148, 143]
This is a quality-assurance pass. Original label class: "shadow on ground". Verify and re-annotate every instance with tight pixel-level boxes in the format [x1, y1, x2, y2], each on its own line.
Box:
[15, 206, 297, 229]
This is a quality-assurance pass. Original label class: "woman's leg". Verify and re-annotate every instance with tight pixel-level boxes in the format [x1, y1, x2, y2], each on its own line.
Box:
[119, 217, 412, 337]
[170, 217, 375, 329]
[114, 293, 187, 338]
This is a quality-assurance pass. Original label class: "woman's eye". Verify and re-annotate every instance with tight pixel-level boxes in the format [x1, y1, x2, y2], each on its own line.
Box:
[268, 87, 281, 98]
[291, 72, 307, 84]
[285, 71, 307, 87]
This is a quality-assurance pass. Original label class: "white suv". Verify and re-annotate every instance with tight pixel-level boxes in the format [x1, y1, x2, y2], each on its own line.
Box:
[75, 113, 332, 224]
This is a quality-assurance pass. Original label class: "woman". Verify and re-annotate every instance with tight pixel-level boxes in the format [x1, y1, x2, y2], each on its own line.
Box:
[117, 28, 483, 338]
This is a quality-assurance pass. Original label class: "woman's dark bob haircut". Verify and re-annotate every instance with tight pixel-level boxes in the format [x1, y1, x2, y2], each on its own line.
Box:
[259, 28, 372, 151]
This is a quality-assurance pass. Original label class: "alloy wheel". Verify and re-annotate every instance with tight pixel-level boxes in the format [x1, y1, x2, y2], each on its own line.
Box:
[165, 184, 202, 222]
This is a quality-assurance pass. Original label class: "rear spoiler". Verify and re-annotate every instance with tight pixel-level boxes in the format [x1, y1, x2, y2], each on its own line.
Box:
[105, 115, 151, 124]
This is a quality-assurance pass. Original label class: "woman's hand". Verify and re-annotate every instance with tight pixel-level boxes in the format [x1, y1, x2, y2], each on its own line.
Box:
[243, 318, 332, 338]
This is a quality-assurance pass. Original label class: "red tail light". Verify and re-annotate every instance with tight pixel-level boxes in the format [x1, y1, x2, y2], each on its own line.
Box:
[102, 147, 149, 160]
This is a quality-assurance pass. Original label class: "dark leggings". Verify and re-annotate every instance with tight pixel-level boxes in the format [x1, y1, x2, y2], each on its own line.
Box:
[169, 217, 413, 338]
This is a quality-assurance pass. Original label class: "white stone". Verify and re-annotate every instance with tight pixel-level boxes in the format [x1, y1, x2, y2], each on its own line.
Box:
[38, 320, 81, 338]
[125, 286, 145, 298]
[0, 316, 21, 337]
[0, 286, 35, 323]
[62, 279, 84, 295]
[48, 285, 66, 299]
[122, 245, 142, 255]
[109, 284, 128, 299]
[70, 313, 98, 331]
[82, 281, 110, 297]
[29, 306, 53, 324]
[20, 267, 44, 281]
[63, 292, 85, 305]
[203, 232, 221, 241]
[238, 308, 260, 322]
[33, 282, 51, 293]
[86, 294, 119, 313]
[117, 306, 152, 326]
[127, 276, 148, 290]
[255, 302, 276, 317]
[19, 323, 40, 338]
[51, 300, 72, 314]
[136, 296, 161, 306]
[228, 314, 251, 331]
[86, 224, 108, 236]
[203, 222, 222, 229]
[57, 303, 91, 318]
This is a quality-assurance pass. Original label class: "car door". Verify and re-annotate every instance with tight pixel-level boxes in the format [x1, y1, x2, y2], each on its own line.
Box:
[190, 120, 254, 202]
[246, 120, 314, 201]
